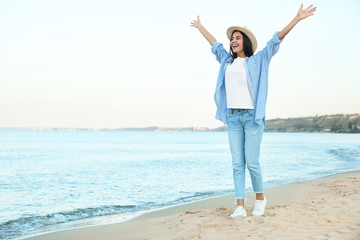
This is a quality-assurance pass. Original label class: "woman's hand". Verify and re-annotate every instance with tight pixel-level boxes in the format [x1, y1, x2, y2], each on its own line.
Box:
[190, 15, 202, 29]
[278, 4, 317, 40]
[296, 4, 317, 21]
[190, 15, 216, 46]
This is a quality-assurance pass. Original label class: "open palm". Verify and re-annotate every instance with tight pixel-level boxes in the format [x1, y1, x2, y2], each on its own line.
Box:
[190, 15, 201, 29]
[297, 4, 317, 20]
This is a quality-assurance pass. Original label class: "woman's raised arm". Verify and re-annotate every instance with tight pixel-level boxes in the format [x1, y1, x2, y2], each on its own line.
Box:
[277, 4, 317, 41]
[191, 16, 217, 46]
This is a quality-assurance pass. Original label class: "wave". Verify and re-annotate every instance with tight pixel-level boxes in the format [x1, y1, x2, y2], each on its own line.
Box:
[168, 190, 232, 205]
[1, 189, 235, 240]
[0, 205, 137, 240]
[328, 147, 360, 162]
[0, 190, 232, 240]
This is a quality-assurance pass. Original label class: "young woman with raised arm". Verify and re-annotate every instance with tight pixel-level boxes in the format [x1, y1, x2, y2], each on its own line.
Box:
[190, 4, 316, 217]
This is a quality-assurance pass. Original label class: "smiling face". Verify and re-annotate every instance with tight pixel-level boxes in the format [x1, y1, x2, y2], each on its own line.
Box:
[230, 31, 245, 58]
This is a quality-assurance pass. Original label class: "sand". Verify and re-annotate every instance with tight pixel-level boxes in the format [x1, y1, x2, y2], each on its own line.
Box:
[23, 171, 360, 240]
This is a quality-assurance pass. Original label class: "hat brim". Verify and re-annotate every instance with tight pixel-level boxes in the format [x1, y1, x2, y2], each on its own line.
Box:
[226, 26, 257, 53]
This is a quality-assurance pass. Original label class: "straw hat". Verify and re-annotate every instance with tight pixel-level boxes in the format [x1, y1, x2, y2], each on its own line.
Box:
[226, 26, 257, 53]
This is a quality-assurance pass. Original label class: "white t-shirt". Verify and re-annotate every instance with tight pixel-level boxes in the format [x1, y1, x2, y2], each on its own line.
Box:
[225, 57, 254, 109]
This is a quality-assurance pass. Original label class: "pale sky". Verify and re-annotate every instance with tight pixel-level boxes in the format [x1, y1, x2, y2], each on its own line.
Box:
[0, 0, 359, 128]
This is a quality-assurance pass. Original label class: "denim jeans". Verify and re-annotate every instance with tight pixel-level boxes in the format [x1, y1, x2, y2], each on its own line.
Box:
[226, 108, 265, 201]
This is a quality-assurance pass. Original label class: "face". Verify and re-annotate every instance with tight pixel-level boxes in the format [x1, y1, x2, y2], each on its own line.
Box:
[230, 31, 244, 56]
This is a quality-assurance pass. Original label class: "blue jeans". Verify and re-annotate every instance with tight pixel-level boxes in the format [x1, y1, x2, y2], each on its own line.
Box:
[226, 108, 265, 201]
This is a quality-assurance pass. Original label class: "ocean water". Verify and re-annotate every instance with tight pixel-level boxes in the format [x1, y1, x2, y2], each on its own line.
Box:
[1, 130, 359, 239]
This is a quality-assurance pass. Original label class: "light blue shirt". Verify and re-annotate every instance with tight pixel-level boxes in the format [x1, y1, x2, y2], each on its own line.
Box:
[211, 31, 283, 125]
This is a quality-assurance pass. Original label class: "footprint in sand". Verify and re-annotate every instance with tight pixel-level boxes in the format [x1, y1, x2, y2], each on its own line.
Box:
[185, 210, 201, 214]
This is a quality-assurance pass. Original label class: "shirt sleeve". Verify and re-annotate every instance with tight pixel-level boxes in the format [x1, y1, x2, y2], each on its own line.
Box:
[211, 42, 231, 63]
[256, 31, 284, 62]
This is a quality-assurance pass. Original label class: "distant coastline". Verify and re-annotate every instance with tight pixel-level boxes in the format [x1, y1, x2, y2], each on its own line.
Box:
[1, 114, 359, 133]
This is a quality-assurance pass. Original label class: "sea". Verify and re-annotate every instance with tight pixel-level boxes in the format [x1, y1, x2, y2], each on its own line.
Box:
[1, 129, 359, 239]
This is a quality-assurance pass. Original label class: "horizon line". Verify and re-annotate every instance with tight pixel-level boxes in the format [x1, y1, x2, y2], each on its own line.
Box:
[1, 113, 359, 130]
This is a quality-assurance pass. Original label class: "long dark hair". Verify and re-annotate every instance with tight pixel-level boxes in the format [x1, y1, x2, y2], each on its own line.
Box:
[229, 30, 254, 61]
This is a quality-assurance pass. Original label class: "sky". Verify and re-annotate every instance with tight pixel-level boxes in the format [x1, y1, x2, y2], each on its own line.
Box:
[0, 0, 359, 128]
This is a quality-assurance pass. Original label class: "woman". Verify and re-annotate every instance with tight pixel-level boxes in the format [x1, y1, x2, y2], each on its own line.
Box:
[191, 4, 316, 217]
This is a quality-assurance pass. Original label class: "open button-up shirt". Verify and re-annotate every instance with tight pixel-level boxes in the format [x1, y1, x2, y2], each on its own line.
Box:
[211, 31, 283, 125]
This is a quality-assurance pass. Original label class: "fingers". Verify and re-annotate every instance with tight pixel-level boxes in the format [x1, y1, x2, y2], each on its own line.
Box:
[190, 20, 198, 27]
[305, 4, 316, 14]
[305, 4, 313, 10]
[306, 6, 316, 16]
[196, 15, 200, 25]
[298, 4, 316, 19]
[190, 15, 200, 27]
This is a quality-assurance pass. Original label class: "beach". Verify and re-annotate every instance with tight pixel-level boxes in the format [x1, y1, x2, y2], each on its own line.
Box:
[23, 170, 360, 240]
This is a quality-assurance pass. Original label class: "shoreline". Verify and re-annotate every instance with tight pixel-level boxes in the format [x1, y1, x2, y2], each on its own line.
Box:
[22, 170, 360, 240]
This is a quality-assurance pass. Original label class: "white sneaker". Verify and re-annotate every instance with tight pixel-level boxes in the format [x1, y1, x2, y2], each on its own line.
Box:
[230, 206, 247, 218]
[251, 196, 267, 216]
